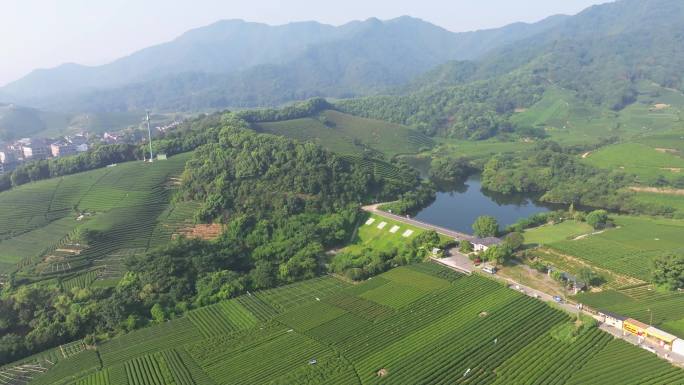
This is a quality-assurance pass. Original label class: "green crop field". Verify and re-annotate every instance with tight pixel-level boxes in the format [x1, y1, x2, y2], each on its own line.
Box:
[584, 142, 684, 184]
[634, 191, 684, 217]
[255, 109, 433, 158]
[0, 153, 195, 279]
[523, 220, 594, 246]
[548, 215, 684, 281]
[512, 83, 684, 146]
[432, 138, 533, 159]
[577, 284, 684, 338]
[17, 263, 684, 385]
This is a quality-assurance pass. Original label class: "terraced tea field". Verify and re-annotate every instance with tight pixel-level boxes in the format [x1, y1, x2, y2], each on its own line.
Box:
[255, 109, 433, 158]
[0, 153, 196, 282]
[16, 264, 684, 385]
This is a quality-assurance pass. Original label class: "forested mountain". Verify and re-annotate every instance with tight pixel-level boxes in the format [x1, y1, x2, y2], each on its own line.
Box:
[339, 0, 684, 139]
[0, 16, 566, 113]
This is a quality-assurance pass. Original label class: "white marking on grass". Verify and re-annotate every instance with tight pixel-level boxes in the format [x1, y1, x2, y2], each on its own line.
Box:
[402, 229, 414, 237]
[389, 225, 400, 233]
[365, 218, 376, 225]
[377, 222, 387, 229]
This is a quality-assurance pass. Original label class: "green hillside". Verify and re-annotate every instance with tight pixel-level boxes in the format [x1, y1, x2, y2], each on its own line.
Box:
[510, 83, 684, 145]
[255, 109, 433, 158]
[0, 153, 194, 281]
[11, 263, 684, 385]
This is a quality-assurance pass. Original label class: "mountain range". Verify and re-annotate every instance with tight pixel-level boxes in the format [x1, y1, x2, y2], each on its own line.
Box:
[0, 15, 567, 113]
[2, 0, 684, 131]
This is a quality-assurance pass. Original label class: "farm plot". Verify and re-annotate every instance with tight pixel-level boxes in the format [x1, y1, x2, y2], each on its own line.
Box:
[256, 109, 433, 158]
[254, 276, 350, 311]
[16, 263, 684, 385]
[548, 215, 684, 281]
[275, 302, 346, 331]
[60, 269, 101, 291]
[0, 153, 192, 280]
[98, 317, 202, 367]
[188, 300, 257, 338]
[523, 220, 593, 245]
[29, 349, 101, 385]
[565, 339, 684, 385]
[585, 142, 684, 184]
[577, 285, 684, 337]
[125, 354, 174, 385]
[359, 281, 430, 309]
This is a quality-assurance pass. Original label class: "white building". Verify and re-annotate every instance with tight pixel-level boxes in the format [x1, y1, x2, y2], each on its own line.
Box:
[598, 310, 626, 329]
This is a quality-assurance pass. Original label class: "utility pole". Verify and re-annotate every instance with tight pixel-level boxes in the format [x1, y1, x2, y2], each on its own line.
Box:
[146, 111, 153, 163]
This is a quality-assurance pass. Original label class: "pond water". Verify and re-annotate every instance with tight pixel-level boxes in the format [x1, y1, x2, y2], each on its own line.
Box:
[414, 176, 561, 234]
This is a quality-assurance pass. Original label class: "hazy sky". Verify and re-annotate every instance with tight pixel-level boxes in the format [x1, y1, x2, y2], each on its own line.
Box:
[0, 0, 611, 86]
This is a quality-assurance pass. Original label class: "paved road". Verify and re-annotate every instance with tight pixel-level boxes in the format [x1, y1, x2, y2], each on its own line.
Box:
[362, 204, 476, 242]
[366, 204, 684, 366]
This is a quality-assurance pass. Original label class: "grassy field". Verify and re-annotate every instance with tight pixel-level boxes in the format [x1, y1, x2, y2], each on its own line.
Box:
[523, 220, 593, 246]
[546, 215, 684, 281]
[0, 153, 195, 281]
[255, 109, 433, 158]
[634, 191, 684, 216]
[14, 263, 684, 385]
[584, 142, 684, 184]
[343, 213, 425, 254]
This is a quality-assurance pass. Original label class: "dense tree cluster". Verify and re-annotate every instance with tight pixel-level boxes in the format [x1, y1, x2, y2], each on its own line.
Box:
[472, 215, 500, 238]
[379, 181, 436, 215]
[236, 98, 331, 123]
[330, 230, 443, 280]
[178, 116, 418, 222]
[336, 73, 545, 139]
[652, 254, 684, 291]
[0, 144, 142, 193]
[428, 157, 473, 187]
[480, 141, 639, 211]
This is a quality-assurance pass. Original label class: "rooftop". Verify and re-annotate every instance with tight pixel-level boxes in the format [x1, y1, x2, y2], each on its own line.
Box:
[474, 237, 502, 246]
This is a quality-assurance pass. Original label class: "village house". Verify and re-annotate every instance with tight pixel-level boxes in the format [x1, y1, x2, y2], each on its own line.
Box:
[598, 310, 626, 329]
[472, 237, 502, 252]
[50, 140, 77, 157]
[20, 138, 50, 160]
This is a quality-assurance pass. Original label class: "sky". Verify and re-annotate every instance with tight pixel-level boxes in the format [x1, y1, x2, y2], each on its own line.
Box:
[0, 0, 611, 86]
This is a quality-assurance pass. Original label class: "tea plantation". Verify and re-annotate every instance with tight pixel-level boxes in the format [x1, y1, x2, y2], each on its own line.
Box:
[0, 153, 196, 283]
[12, 263, 683, 385]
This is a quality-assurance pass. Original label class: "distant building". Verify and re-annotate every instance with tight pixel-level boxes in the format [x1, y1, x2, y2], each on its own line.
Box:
[623, 318, 649, 339]
[599, 310, 626, 329]
[50, 141, 77, 157]
[103, 132, 121, 143]
[646, 326, 677, 350]
[21, 139, 49, 160]
[673, 339, 684, 356]
[68, 135, 89, 152]
[472, 237, 503, 252]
